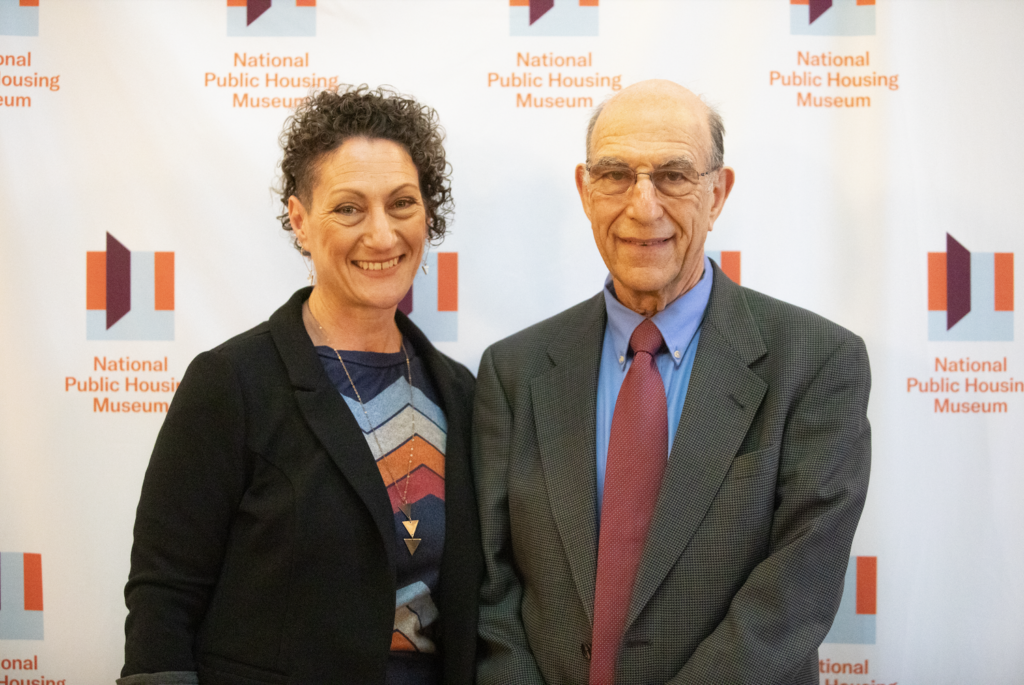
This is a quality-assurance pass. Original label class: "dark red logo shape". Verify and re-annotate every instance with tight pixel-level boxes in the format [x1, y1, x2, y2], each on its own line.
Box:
[530, 0, 554, 24]
[105, 232, 132, 329]
[809, 0, 832, 23]
[945, 233, 972, 329]
[248, 0, 272, 25]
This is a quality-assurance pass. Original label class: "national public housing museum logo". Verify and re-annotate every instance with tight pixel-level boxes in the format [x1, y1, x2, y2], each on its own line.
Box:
[0, 553, 43, 640]
[928, 233, 1014, 342]
[823, 555, 876, 644]
[227, 0, 315, 37]
[399, 252, 458, 342]
[0, 0, 38, 36]
[707, 251, 741, 285]
[790, 0, 875, 36]
[87, 233, 175, 341]
[510, 0, 598, 37]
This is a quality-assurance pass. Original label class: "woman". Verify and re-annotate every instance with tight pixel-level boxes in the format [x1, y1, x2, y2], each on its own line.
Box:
[121, 86, 481, 685]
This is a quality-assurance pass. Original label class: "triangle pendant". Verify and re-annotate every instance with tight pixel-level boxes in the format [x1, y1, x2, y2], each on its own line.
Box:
[402, 519, 419, 537]
[399, 502, 412, 518]
[404, 538, 421, 555]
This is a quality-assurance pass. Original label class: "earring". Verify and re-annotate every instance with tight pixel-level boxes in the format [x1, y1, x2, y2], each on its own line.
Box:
[302, 251, 315, 286]
[421, 245, 430, 275]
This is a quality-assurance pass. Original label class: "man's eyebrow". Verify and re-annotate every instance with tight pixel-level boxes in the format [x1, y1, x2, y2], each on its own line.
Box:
[591, 157, 630, 168]
[656, 157, 700, 173]
[590, 156, 700, 172]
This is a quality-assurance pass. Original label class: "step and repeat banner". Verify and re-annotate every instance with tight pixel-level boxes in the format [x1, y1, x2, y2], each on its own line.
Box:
[1, 0, 1021, 683]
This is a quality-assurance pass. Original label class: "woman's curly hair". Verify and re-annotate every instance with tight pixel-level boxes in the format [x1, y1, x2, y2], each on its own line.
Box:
[277, 85, 454, 250]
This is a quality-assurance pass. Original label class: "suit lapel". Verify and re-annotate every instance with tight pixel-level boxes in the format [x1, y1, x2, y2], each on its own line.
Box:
[269, 288, 398, 579]
[626, 265, 769, 627]
[531, 293, 606, 623]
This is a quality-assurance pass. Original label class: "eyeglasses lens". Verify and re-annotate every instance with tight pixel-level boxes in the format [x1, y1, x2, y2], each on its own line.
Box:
[590, 167, 696, 197]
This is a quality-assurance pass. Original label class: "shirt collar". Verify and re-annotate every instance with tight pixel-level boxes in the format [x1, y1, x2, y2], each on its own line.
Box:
[603, 254, 714, 369]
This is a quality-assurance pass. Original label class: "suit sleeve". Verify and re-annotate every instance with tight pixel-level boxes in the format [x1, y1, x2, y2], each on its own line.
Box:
[668, 335, 872, 685]
[122, 350, 250, 677]
[473, 347, 548, 685]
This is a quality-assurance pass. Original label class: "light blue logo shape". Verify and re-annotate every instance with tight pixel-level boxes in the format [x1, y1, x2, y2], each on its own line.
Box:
[228, 1, 315, 37]
[511, 0, 598, 37]
[408, 252, 457, 343]
[929, 252, 1014, 342]
[0, 0, 39, 36]
[823, 557, 875, 644]
[0, 553, 44, 640]
[87, 252, 174, 341]
[791, 0, 875, 36]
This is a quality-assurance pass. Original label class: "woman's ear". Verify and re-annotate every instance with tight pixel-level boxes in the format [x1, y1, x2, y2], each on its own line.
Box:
[288, 195, 308, 246]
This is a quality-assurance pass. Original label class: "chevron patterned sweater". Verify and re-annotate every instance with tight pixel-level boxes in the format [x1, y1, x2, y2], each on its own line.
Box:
[317, 340, 446, 685]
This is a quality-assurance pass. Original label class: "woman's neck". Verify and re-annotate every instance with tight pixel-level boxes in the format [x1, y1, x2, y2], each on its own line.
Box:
[303, 289, 403, 353]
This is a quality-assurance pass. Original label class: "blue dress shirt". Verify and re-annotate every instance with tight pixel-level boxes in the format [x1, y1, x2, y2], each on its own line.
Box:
[595, 255, 714, 520]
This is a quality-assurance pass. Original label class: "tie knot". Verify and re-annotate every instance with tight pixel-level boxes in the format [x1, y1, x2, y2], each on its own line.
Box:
[629, 319, 663, 357]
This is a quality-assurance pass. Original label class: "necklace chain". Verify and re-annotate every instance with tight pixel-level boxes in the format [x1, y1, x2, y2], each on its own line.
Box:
[307, 300, 421, 554]
[336, 343, 416, 509]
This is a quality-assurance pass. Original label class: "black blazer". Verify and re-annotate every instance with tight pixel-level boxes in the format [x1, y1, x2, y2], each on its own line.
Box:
[123, 288, 482, 685]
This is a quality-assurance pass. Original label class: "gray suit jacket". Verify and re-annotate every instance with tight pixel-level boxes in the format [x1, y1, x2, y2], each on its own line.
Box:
[473, 262, 871, 685]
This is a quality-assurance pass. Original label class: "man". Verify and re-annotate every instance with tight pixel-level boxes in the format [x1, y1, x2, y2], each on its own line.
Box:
[473, 80, 871, 685]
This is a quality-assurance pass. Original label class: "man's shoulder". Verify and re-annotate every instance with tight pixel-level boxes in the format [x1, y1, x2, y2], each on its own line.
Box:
[483, 292, 605, 367]
[741, 284, 853, 334]
[745, 285, 858, 341]
[715, 278, 867, 376]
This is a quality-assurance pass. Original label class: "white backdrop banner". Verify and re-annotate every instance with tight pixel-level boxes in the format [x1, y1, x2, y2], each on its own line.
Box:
[1, 1, 1021, 683]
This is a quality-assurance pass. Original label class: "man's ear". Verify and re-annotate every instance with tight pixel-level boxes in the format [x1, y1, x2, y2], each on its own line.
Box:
[708, 167, 735, 225]
[575, 164, 593, 221]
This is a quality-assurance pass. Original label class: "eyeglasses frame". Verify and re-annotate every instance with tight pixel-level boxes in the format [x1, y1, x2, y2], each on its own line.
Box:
[583, 162, 722, 197]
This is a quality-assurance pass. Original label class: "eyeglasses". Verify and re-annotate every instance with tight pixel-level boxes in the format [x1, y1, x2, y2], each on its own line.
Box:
[585, 163, 719, 197]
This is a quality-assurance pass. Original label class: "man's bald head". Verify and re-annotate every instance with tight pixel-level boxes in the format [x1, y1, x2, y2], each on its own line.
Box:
[585, 80, 724, 171]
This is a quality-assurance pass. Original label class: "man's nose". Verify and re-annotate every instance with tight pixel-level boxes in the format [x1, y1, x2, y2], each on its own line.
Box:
[627, 174, 665, 223]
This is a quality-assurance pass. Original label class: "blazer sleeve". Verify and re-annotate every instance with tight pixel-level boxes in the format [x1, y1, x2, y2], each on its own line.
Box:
[473, 347, 548, 685]
[122, 350, 251, 677]
[668, 335, 872, 685]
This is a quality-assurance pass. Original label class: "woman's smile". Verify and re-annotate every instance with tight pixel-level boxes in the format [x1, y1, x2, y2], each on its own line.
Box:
[354, 255, 403, 271]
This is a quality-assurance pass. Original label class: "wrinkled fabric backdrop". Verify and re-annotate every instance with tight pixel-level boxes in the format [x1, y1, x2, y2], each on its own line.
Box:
[0, 1, 1021, 683]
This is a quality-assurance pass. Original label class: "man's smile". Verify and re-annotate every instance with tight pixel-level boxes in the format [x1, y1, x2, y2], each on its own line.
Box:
[619, 236, 672, 248]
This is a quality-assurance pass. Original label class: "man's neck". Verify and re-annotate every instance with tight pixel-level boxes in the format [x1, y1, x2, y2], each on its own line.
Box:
[612, 262, 705, 318]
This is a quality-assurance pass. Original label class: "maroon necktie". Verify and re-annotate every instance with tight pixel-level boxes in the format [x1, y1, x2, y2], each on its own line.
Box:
[590, 319, 668, 685]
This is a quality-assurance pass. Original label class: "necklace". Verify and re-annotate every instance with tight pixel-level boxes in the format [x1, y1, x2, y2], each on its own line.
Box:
[308, 302, 422, 556]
